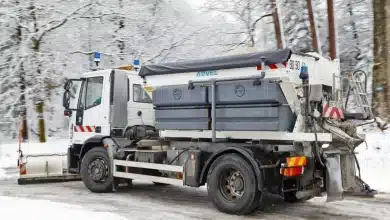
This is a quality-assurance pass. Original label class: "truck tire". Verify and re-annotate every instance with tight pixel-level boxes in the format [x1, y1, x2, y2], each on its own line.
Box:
[80, 147, 114, 193]
[206, 153, 262, 215]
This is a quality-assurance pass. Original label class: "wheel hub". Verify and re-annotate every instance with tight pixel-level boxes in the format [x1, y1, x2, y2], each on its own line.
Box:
[220, 169, 245, 201]
[88, 158, 108, 182]
[229, 171, 244, 197]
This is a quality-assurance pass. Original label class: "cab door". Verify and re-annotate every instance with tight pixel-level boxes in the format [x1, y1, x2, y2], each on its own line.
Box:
[72, 75, 110, 144]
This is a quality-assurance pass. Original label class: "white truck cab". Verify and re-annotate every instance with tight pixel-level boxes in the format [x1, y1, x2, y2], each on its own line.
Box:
[63, 67, 155, 146]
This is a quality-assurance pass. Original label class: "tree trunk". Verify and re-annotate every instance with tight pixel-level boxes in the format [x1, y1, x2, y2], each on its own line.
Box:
[118, 0, 125, 60]
[20, 66, 28, 140]
[347, 0, 361, 61]
[12, 0, 29, 140]
[35, 101, 46, 142]
[372, 0, 388, 119]
[30, 0, 46, 142]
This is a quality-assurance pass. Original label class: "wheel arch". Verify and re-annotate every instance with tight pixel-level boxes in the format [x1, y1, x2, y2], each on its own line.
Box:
[79, 135, 109, 161]
[200, 147, 264, 191]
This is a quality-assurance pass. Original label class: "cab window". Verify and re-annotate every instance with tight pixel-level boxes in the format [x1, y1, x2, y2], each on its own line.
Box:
[133, 84, 152, 103]
[85, 76, 104, 109]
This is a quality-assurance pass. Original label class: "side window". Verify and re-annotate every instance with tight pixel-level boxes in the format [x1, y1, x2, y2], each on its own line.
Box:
[133, 84, 152, 103]
[85, 76, 104, 109]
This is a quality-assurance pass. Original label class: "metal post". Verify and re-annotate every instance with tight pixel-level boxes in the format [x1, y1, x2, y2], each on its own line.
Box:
[327, 0, 336, 60]
[211, 80, 217, 143]
[88, 0, 94, 70]
[307, 0, 320, 53]
[271, 0, 283, 49]
[332, 73, 336, 99]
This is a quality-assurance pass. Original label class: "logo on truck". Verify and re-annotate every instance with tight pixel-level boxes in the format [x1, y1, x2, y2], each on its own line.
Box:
[235, 84, 245, 97]
[196, 70, 217, 77]
[173, 88, 182, 100]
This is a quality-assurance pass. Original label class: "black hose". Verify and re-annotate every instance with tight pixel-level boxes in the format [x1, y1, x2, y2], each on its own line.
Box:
[301, 101, 325, 167]
[311, 118, 325, 167]
[168, 148, 192, 165]
[347, 144, 361, 179]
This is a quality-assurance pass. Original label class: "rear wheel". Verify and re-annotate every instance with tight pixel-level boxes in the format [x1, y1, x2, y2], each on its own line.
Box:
[81, 147, 114, 193]
[206, 153, 262, 215]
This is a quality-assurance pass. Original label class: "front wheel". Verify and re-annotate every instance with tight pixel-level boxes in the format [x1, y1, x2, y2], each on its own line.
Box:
[80, 147, 114, 193]
[206, 153, 262, 215]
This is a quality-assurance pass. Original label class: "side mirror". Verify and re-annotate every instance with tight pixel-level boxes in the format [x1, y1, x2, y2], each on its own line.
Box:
[64, 80, 72, 91]
[63, 90, 71, 109]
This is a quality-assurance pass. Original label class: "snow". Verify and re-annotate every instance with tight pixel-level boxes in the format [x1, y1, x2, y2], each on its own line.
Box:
[0, 196, 127, 220]
[355, 131, 390, 193]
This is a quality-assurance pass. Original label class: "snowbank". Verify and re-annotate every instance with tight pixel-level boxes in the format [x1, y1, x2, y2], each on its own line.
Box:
[355, 131, 390, 193]
[0, 196, 127, 220]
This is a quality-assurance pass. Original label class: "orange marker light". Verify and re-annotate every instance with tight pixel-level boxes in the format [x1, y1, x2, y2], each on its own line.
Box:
[286, 156, 307, 167]
[280, 167, 304, 177]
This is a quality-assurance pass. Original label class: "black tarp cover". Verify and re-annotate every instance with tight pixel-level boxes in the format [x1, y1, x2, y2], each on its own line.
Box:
[138, 48, 292, 77]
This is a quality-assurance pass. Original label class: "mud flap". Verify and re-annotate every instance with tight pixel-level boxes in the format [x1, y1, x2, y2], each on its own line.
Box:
[325, 152, 343, 202]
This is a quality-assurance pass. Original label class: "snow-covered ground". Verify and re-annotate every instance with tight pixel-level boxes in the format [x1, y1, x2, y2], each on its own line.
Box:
[0, 196, 127, 220]
[355, 131, 390, 193]
[0, 179, 389, 220]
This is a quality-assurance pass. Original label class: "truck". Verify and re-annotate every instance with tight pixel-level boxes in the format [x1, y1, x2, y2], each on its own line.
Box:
[61, 48, 377, 215]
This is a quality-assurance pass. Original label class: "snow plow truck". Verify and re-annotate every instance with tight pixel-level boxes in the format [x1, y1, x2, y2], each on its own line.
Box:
[58, 48, 377, 215]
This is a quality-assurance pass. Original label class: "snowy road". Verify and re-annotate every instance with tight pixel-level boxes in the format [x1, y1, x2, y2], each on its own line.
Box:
[0, 179, 389, 220]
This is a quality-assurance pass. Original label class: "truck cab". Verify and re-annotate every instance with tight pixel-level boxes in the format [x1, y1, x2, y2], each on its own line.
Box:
[63, 67, 155, 173]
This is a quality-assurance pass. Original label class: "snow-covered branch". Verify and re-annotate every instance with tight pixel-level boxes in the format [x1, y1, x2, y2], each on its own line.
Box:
[37, 3, 92, 42]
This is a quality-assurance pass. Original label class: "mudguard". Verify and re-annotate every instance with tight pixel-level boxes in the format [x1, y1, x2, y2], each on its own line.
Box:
[324, 151, 343, 202]
[79, 135, 109, 159]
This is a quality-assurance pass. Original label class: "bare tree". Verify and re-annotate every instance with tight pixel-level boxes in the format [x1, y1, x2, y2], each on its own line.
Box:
[3, 0, 92, 142]
[202, 0, 273, 50]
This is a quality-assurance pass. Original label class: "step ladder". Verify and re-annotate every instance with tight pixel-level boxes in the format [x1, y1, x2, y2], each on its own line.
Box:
[333, 71, 373, 120]
[346, 72, 373, 120]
